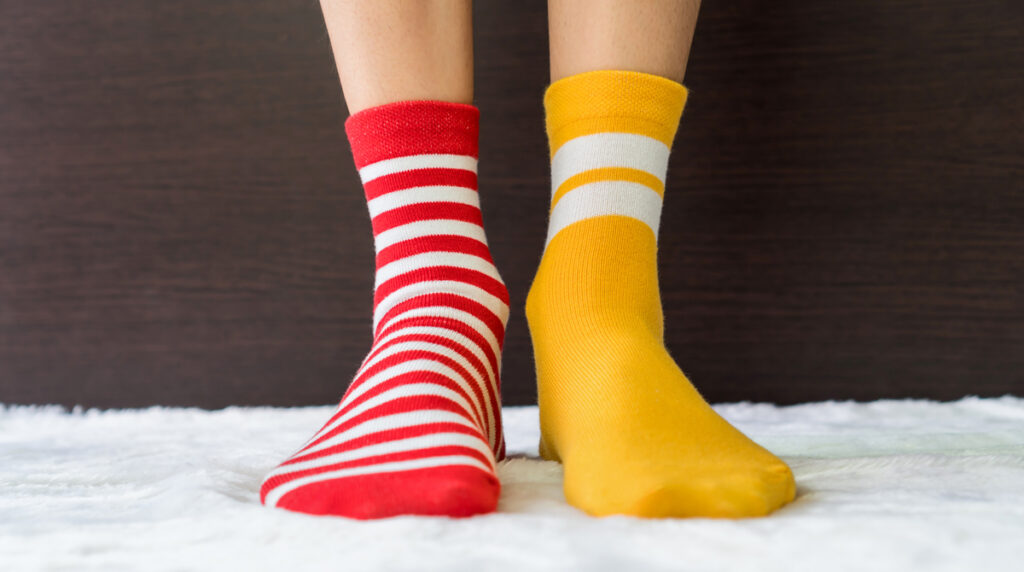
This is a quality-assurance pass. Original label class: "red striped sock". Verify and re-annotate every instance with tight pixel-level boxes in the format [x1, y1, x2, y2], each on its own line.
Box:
[260, 100, 509, 519]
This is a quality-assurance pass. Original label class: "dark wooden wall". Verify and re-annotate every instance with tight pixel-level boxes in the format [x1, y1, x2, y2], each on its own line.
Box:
[1, 1, 1021, 408]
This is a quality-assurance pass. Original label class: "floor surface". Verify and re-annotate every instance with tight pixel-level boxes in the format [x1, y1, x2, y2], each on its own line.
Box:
[2, 396, 1023, 571]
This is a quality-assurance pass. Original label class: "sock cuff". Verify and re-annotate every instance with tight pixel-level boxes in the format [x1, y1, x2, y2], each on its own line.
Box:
[344, 100, 480, 168]
[543, 70, 688, 154]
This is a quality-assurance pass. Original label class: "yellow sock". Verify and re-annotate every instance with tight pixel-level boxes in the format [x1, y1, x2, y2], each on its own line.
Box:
[525, 70, 797, 518]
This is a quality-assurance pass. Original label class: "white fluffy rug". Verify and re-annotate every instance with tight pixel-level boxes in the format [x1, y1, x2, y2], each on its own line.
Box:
[2, 396, 1024, 571]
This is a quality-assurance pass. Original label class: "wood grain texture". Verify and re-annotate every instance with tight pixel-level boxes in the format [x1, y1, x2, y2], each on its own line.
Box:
[1, 0, 1021, 408]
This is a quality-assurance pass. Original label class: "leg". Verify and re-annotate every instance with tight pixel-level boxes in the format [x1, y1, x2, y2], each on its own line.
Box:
[322, 0, 473, 113]
[528, 0, 796, 517]
[261, 0, 510, 519]
[549, 0, 697, 83]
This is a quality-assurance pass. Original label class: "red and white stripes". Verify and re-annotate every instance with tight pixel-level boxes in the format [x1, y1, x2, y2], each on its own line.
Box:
[260, 101, 508, 518]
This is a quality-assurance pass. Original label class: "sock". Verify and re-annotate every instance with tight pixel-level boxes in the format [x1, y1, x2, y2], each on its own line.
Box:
[260, 100, 508, 519]
[526, 70, 796, 518]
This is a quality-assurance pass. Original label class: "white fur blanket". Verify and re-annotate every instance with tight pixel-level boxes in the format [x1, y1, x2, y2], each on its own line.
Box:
[2, 397, 1023, 571]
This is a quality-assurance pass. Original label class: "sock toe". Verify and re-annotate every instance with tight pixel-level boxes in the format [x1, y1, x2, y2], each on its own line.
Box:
[270, 465, 500, 519]
[569, 464, 795, 519]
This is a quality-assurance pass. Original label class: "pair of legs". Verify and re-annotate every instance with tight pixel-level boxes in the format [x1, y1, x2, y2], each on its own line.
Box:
[260, 0, 796, 519]
[329, 0, 696, 113]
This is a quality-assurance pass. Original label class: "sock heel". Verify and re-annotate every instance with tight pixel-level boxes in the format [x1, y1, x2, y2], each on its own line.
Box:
[538, 435, 560, 462]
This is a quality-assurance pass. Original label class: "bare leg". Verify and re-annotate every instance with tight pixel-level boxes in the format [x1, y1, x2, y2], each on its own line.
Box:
[320, 0, 473, 113]
[548, 0, 700, 83]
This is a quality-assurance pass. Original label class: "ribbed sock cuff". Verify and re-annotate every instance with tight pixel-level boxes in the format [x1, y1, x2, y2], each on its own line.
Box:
[344, 100, 480, 168]
[543, 70, 688, 154]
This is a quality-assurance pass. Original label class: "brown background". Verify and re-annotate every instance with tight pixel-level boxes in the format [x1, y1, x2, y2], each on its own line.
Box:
[1, 1, 1022, 409]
